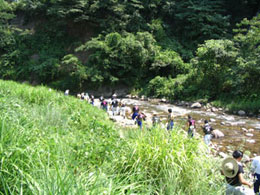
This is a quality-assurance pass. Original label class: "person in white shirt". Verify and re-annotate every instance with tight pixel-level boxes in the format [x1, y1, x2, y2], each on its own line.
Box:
[252, 155, 260, 194]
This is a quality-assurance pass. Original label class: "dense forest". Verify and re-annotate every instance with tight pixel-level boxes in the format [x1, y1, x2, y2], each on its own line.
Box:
[0, 0, 260, 111]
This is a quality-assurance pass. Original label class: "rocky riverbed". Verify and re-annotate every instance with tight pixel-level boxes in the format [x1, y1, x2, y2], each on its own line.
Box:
[100, 98, 260, 158]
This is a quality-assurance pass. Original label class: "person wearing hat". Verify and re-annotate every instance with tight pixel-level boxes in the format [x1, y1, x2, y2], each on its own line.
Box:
[222, 150, 253, 195]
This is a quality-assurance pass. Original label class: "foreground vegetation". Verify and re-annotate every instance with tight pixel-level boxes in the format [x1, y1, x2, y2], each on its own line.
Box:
[0, 80, 225, 194]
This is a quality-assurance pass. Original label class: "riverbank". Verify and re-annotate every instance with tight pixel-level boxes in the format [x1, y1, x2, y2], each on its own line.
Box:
[0, 80, 226, 194]
[124, 93, 260, 118]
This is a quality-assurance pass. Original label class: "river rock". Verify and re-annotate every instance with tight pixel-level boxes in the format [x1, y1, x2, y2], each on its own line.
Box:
[210, 118, 216, 122]
[243, 129, 248, 133]
[220, 122, 225, 125]
[185, 102, 190, 107]
[211, 107, 218, 112]
[191, 102, 202, 108]
[245, 133, 254, 137]
[125, 94, 132, 98]
[242, 128, 248, 132]
[219, 152, 228, 158]
[205, 103, 212, 109]
[212, 129, 224, 138]
[238, 110, 246, 116]
[246, 139, 255, 144]
[248, 128, 254, 132]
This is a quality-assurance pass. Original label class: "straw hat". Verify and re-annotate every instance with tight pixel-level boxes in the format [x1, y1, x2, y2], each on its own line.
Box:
[222, 157, 239, 178]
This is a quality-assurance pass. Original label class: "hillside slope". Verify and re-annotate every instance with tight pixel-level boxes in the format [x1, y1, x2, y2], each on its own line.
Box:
[0, 80, 225, 194]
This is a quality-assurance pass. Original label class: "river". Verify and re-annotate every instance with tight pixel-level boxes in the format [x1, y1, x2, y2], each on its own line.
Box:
[118, 98, 260, 156]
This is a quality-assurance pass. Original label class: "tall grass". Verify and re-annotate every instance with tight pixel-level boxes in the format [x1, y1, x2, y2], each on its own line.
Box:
[0, 80, 225, 194]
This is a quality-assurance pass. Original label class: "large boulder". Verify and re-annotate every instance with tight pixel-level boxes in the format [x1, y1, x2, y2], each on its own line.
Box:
[238, 110, 246, 116]
[191, 102, 202, 108]
[212, 129, 224, 138]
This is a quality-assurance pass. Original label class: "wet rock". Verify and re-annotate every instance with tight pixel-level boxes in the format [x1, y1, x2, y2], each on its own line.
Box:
[220, 122, 225, 125]
[245, 133, 254, 137]
[185, 102, 190, 107]
[209, 118, 216, 122]
[206, 109, 211, 112]
[141, 95, 148, 101]
[125, 94, 132, 98]
[211, 107, 218, 112]
[238, 110, 246, 116]
[212, 129, 224, 138]
[248, 128, 254, 132]
[191, 102, 202, 108]
[161, 98, 167, 103]
[242, 128, 248, 132]
[218, 108, 223, 111]
[219, 152, 228, 158]
[206, 103, 212, 108]
[246, 139, 255, 144]
[243, 129, 248, 133]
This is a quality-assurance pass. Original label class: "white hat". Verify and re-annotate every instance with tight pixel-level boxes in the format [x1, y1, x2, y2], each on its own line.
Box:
[222, 157, 239, 178]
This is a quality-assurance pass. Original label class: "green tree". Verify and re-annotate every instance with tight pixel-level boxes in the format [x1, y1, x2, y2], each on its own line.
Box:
[192, 39, 238, 97]
[232, 14, 260, 94]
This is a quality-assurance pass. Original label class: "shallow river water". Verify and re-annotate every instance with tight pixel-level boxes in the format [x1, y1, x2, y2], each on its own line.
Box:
[120, 98, 260, 156]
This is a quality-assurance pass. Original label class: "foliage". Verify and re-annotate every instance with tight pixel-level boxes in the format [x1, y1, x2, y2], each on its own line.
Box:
[191, 39, 238, 97]
[232, 14, 260, 94]
[0, 80, 224, 194]
[0, 0, 259, 112]
[76, 32, 187, 87]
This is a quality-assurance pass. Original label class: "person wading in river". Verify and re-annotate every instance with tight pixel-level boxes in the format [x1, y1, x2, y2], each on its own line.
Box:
[167, 108, 174, 130]
[136, 111, 146, 129]
[132, 105, 139, 120]
[187, 115, 196, 138]
[203, 120, 213, 145]
[222, 150, 254, 195]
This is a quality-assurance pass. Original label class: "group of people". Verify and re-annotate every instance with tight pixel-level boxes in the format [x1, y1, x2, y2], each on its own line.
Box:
[222, 150, 260, 195]
[67, 90, 217, 145]
[66, 90, 260, 194]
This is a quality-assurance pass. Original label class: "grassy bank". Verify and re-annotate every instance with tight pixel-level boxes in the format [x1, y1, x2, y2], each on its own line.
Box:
[212, 97, 260, 115]
[0, 80, 224, 194]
